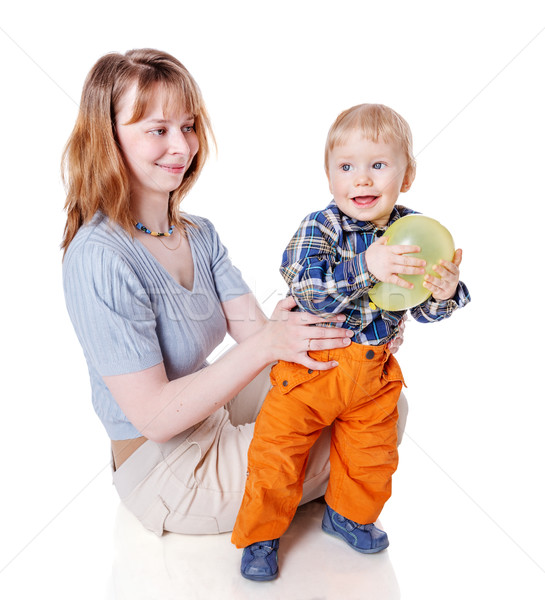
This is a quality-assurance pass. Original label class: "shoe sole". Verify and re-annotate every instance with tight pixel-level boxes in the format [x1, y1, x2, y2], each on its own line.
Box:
[241, 569, 278, 582]
[321, 523, 389, 554]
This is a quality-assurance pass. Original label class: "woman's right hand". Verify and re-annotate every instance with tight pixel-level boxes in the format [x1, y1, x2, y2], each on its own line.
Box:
[264, 297, 353, 370]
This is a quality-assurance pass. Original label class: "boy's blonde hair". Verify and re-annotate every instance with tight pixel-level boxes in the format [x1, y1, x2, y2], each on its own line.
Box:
[61, 48, 214, 253]
[325, 103, 416, 183]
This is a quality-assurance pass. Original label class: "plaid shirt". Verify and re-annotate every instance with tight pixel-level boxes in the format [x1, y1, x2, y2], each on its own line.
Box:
[281, 201, 471, 345]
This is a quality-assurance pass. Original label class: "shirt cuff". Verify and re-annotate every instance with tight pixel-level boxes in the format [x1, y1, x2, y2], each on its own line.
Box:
[426, 281, 471, 316]
[333, 252, 376, 293]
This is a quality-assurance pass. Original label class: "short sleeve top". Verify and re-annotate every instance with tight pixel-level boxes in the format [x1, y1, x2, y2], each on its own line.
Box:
[63, 212, 251, 440]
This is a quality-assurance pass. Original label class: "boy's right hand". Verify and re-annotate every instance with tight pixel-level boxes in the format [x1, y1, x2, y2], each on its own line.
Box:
[366, 236, 426, 289]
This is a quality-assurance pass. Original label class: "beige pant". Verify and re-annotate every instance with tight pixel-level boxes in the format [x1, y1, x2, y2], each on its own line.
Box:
[112, 365, 408, 536]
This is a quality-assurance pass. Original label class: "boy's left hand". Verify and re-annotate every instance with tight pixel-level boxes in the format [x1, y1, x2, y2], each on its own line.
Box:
[423, 249, 463, 301]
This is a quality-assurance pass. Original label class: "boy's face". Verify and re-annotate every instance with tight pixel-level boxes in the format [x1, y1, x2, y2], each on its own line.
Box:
[327, 131, 413, 227]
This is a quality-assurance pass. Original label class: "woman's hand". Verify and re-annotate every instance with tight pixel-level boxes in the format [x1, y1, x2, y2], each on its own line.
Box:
[388, 314, 407, 354]
[264, 297, 353, 370]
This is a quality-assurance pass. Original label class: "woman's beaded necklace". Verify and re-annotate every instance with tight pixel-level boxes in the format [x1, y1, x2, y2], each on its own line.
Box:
[134, 221, 182, 251]
[135, 221, 174, 237]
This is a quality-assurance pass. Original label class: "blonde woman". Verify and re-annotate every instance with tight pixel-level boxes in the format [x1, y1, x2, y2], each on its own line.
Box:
[62, 48, 359, 536]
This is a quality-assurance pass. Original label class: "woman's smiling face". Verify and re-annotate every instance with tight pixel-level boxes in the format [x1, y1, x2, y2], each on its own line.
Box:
[115, 82, 199, 205]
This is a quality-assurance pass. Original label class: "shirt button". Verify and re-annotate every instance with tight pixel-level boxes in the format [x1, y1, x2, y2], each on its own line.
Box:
[282, 380, 289, 387]
[375, 230, 384, 237]
[366, 350, 375, 360]
[347, 275, 355, 284]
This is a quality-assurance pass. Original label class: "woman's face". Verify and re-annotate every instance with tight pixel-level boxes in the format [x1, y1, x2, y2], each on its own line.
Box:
[115, 82, 199, 205]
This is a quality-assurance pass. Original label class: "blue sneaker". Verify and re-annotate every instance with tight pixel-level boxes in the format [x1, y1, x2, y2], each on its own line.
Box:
[240, 539, 279, 581]
[322, 504, 389, 553]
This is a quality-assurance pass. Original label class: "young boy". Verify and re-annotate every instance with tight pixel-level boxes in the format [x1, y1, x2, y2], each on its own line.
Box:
[231, 104, 471, 581]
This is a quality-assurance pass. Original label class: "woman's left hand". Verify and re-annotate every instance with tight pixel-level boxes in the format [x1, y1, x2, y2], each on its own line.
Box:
[388, 314, 407, 354]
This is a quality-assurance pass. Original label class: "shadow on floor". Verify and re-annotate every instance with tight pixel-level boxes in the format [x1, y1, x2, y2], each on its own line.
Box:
[111, 500, 400, 600]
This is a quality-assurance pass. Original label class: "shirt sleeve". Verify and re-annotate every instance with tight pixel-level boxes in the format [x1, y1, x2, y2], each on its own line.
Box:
[200, 218, 252, 303]
[280, 212, 377, 315]
[63, 242, 164, 377]
[410, 281, 471, 323]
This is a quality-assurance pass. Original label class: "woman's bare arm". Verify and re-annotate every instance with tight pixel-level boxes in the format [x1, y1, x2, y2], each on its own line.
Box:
[104, 296, 352, 443]
[221, 292, 269, 342]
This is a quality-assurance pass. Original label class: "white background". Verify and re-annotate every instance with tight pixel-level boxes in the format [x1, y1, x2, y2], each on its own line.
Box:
[1, 1, 544, 598]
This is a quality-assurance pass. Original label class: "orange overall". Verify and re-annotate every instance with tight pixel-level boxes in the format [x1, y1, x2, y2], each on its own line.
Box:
[231, 342, 404, 548]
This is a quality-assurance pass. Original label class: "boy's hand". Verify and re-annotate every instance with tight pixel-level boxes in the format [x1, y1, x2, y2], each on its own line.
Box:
[423, 249, 463, 301]
[366, 236, 426, 289]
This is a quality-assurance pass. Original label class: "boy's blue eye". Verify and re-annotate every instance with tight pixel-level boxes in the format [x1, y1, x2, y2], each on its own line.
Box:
[341, 164, 353, 172]
[151, 128, 166, 136]
[372, 162, 386, 170]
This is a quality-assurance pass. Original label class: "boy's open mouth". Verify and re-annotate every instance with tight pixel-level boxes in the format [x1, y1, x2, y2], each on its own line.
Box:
[351, 195, 379, 207]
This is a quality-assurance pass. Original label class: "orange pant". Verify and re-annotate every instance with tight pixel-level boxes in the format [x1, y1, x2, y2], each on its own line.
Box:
[231, 343, 404, 548]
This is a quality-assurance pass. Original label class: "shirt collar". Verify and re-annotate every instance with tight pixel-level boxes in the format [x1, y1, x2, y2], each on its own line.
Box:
[326, 200, 406, 234]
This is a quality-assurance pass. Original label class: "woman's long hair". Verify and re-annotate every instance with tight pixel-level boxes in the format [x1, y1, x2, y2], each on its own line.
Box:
[61, 48, 214, 253]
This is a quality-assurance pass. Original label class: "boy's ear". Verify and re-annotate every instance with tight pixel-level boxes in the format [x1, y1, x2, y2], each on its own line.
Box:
[401, 166, 415, 193]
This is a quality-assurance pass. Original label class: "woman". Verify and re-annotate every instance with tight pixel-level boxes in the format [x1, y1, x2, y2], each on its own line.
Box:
[62, 48, 405, 536]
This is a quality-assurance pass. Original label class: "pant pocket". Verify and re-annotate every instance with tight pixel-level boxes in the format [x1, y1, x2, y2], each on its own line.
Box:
[134, 495, 171, 536]
[270, 359, 321, 394]
[381, 353, 406, 387]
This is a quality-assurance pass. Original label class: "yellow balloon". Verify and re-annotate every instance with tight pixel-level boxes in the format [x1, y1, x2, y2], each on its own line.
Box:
[368, 215, 455, 311]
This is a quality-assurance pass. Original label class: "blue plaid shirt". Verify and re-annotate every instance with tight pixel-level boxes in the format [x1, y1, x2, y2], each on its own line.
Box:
[281, 201, 471, 345]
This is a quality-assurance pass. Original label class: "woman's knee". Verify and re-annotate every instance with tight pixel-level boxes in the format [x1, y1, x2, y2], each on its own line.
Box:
[226, 364, 273, 426]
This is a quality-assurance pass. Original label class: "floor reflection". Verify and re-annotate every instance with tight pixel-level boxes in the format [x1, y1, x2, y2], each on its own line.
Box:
[112, 500, 400, 600]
